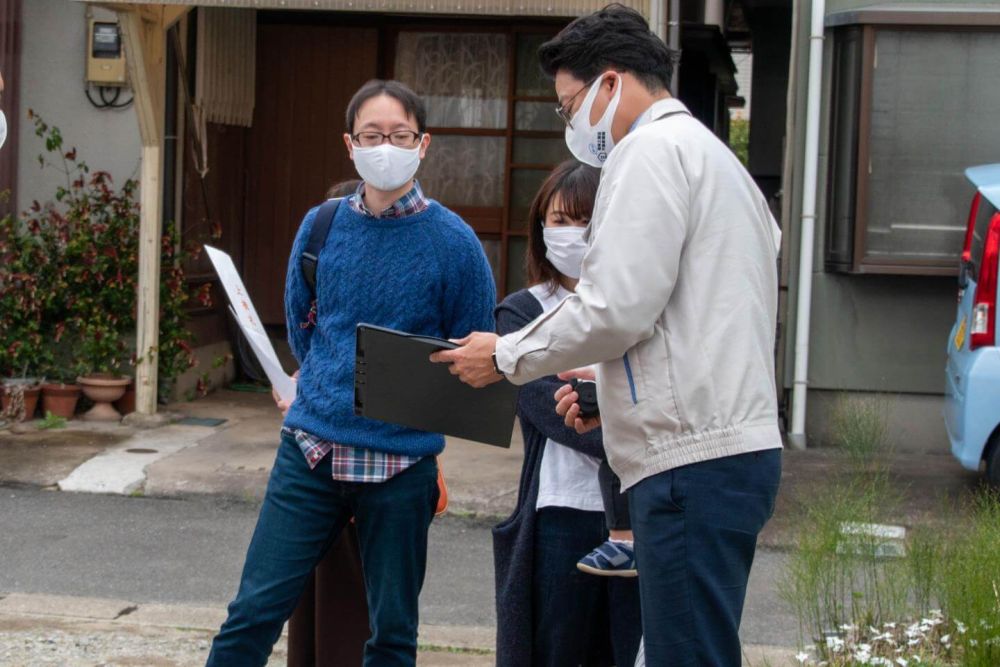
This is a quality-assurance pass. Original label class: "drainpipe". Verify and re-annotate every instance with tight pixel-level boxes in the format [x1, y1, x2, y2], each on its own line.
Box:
[789, 0, 826, 449]
[650, 0, 667, 42]
[650, 0, 680, 95]
[669, 0, 681, 95]
[704, 0, 723, 28]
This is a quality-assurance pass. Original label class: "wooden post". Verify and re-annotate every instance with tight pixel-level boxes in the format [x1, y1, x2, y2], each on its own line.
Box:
[115, 5, 189, 417]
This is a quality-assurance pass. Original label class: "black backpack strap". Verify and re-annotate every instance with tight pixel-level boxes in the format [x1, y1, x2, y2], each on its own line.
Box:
[301, 197, 343, 296]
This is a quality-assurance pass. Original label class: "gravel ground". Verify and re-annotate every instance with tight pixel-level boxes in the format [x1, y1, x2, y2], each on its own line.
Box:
[0, 614, 494, 667]
[0, 618, 287, 667]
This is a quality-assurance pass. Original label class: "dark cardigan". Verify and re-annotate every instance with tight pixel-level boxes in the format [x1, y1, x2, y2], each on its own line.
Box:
[492, 288, 612, 667]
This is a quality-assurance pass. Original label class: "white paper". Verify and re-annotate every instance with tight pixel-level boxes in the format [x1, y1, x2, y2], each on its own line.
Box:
[204, 245, 297, 403]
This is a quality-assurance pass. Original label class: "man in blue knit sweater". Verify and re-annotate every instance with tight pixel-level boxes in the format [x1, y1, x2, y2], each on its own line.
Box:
[206, 80, 497, 667]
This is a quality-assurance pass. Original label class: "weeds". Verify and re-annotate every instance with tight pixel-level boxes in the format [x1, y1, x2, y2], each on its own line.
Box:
[36, 410, 67, 430]
[781, 393, 1000, 665]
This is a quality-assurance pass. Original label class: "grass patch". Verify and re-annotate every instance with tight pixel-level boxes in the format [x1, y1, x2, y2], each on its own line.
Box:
[781, 393, 1000, 665]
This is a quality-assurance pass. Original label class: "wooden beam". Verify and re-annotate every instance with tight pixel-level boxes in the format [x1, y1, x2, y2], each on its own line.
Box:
[117, 6, 170, 416]
[118, 8, 165, 145]
[163, 6, 192, 28]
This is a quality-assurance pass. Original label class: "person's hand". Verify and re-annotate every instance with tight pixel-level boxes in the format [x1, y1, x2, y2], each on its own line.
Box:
[555, 368, 602, 434]
[429, 332, 504, 388]
[272, 371, 299, 417]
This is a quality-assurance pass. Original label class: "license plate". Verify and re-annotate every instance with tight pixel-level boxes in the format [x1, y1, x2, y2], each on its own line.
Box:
[955, 316, 967, 351]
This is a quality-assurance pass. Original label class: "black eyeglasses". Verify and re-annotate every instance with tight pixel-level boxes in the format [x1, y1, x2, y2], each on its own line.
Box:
[351, 130, 423, 148]
[554, 77, 598, 129]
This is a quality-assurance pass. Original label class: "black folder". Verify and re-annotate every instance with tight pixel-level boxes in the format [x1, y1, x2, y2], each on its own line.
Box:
[354, 324, 520, 448]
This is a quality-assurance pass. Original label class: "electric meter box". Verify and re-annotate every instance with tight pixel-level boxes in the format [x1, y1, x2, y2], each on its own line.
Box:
[86, 20, 127, 86]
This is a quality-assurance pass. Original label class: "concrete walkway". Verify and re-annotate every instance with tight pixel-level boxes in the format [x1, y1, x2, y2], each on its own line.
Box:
[0, 389, 529, 517]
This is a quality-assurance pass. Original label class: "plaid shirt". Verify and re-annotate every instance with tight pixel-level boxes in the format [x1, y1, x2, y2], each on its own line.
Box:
[291, 181, 430, 482]
[284, 427, 421, 483]
[348, 180, 429, 218]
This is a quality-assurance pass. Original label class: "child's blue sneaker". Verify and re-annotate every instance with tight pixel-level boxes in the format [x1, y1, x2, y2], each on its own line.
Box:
[576, 539, 638, 577]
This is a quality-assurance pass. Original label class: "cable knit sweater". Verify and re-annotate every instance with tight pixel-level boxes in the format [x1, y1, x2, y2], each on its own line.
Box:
[283, 199, 496, 457]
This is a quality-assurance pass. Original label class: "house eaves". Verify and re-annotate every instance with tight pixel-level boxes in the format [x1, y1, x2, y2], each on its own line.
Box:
[826, 3, 1000, 27]
[79, 0, 651, 18]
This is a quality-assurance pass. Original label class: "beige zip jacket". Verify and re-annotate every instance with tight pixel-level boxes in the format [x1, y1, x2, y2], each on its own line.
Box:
[494, 98, 783, 491]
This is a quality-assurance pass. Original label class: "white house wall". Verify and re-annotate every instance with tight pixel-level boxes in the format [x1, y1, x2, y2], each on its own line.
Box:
[18, 0, 141, 212]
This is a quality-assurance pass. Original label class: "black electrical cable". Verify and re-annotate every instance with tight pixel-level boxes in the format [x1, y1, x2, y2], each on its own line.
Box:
[85, 83, 133, 110]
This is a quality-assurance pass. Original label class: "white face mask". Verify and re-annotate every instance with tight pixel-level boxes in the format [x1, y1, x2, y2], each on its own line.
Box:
[543, 225, 588, 280]
[0, 110, 8, 150]
[564, 74, 622, 169]
[352, 142, 421, 192]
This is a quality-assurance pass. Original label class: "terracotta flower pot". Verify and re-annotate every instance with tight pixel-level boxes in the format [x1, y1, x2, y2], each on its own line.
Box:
[41, 383, 82, 420]
[77, 374, 132, 422]
[114, 379, 136, 416]
[1, 383, 41, 421]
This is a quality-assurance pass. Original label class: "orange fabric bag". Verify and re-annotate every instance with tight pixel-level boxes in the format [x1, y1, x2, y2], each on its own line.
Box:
[435, 457, 448, 516]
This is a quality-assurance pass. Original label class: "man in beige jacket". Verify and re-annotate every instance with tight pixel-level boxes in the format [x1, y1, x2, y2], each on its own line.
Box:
[433, 5, 782, 665]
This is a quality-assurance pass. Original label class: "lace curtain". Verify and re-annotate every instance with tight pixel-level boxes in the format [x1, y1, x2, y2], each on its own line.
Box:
[395, 32, 510, 207]
[395, 32, 509, 129]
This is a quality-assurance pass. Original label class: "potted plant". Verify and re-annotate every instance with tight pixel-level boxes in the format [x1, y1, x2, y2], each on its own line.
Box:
[73, 312, 133, 421]
[40, 359, 82, 420]
[17, 113, 201, 417]
[39, 328, 83, 420]
[40, 380, 81, 420]
[1, 373, 42, 422]
[0, 205, 51, 421]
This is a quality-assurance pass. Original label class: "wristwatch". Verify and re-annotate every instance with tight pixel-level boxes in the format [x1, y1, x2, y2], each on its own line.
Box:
[491, 351, 505, 376]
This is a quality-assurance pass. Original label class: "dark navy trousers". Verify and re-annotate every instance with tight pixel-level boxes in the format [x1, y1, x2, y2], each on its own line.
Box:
[628, 449, 782, 666]
[206, 432, 439, 667]
[532, 506, 642, 666]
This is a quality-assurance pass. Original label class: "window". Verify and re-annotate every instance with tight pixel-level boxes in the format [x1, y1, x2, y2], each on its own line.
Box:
[392, 26, 569, 296]
[826, 26, 1000, 275]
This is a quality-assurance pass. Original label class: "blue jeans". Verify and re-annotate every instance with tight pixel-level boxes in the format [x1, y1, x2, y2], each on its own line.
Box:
[533, 506, 642, 667]
[628, 449, 781, 666]
[207, 433, 439, 667]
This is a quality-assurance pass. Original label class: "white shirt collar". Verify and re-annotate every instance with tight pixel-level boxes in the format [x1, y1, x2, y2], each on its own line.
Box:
[630, 97, 690, 133]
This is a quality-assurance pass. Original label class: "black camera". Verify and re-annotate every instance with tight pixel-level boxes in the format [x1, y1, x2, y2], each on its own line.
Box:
[569, 378, 600, 419]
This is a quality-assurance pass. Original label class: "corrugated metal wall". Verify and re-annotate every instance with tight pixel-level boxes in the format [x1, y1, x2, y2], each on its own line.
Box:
[195, 8, 256, 127]
[86, 0, 650, 19]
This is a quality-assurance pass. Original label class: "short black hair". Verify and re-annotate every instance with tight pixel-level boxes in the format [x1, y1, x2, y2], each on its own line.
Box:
[538, 4, 677, 92]
[345, 79, 427, 135]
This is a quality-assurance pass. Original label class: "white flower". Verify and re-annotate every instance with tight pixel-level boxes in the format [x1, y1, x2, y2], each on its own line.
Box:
[795, 652, 810, 664]
[956, 621, 967, 634]
[940, 634, 951, 644]
[896, 659, 908, 666]
[884, 622, 897, 629]
[826, 636, 845, 651]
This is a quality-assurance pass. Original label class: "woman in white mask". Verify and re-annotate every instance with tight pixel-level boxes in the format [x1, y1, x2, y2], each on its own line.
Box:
[492, 160, 641, 667]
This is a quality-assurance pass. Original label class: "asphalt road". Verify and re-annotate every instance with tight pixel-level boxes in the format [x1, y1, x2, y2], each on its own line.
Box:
[0, 485, 799, 647]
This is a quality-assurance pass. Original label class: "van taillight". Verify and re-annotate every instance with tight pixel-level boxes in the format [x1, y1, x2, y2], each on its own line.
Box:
[971, 213, 1000, 349]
